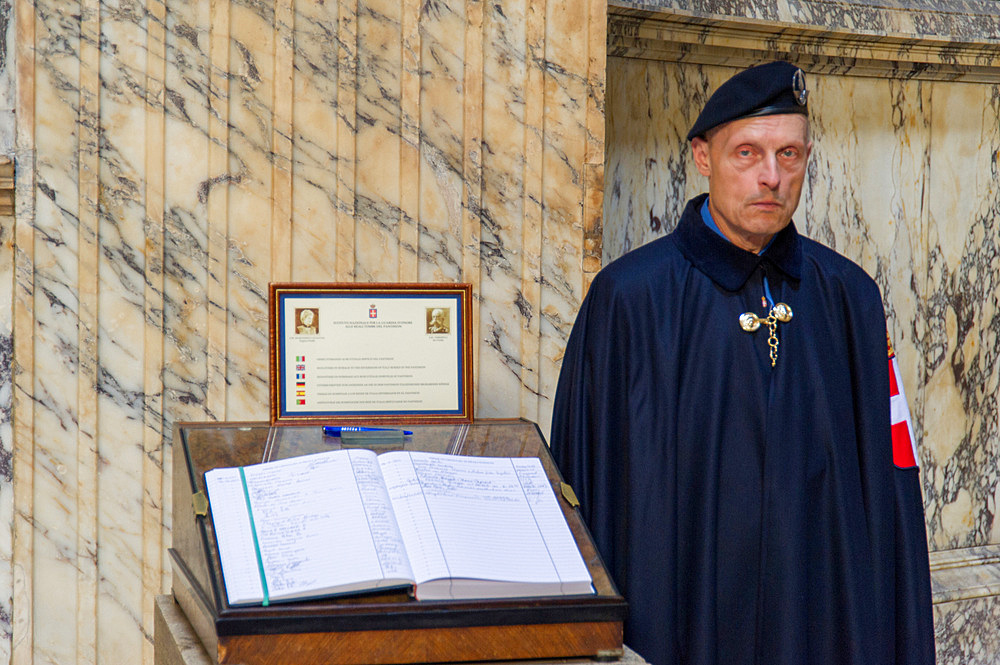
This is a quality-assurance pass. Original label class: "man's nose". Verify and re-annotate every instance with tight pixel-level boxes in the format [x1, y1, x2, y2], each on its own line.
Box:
[758, 155, 780, 189]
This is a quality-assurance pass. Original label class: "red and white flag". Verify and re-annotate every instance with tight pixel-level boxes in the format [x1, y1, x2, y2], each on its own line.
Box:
[888, 336, 918, 469]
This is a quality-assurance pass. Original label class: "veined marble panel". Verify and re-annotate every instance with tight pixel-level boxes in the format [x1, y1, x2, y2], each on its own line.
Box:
[8, 1, 604, 665]
[606, 55, 1000, 552]
[934, 593, 1000, 665]
[605, 9, 1000, 656]
[917, 80, 1000, 551]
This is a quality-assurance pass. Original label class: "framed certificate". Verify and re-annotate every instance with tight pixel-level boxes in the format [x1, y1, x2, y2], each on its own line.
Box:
[269, 283, 474, 426]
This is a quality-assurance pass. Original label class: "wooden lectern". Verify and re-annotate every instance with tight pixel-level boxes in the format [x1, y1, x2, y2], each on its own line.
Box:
[170, 420, 626, 665]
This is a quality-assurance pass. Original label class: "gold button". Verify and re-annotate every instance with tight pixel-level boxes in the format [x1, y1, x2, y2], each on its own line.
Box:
[772, 302, 793, 323]
[739, 312, 761, 332]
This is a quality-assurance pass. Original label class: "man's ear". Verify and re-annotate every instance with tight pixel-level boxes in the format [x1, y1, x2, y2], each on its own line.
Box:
[691, 137, 711, 177]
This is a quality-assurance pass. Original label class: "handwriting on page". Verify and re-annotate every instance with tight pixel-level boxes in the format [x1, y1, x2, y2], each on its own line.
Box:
[510, 458, 592, 589]
[345, 449, 412, 577]
[241, 450, 412, 597]
[205, 469, 265, 605]
[381, 452, 563, 586]
[379, 453, 449, 585]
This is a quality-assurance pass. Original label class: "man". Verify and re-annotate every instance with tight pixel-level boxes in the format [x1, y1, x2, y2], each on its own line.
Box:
[428, 308, 450, 334]
[550, 62, 935, 665]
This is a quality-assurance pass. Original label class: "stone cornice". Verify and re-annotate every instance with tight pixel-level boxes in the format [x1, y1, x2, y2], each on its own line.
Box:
[609, 5, 1000, 81]
[930, 545, 1000, 604]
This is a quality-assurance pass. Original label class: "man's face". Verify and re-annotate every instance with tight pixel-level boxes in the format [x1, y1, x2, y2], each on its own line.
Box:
[691, 114, 811, 253]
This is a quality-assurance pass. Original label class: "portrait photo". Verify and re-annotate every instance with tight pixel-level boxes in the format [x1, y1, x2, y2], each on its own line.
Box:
[295, 307, 319, 335]
[426, 307, 450, 334]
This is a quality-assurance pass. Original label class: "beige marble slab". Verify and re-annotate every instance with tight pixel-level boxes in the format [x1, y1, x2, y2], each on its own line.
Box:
[934, 594, 1000, 665]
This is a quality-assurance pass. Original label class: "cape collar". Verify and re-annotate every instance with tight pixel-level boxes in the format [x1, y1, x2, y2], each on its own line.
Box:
[674, 193, 803, 292]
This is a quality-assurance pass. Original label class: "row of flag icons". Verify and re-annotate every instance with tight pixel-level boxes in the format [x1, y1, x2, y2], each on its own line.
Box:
[295, 355, 306, 404]
[294, 304, 375, 404]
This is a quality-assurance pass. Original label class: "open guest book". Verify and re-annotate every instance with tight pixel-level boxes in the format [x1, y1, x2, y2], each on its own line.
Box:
[205, 448, 595, 606]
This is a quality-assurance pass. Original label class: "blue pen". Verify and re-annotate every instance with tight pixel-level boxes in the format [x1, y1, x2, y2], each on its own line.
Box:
[323, 426, 413, 436]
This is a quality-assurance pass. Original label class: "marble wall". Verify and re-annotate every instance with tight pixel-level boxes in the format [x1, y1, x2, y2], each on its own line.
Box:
[4, 0, 604, 663]
[607, 2, 1000, 662]
[5, 0, 1000, 663]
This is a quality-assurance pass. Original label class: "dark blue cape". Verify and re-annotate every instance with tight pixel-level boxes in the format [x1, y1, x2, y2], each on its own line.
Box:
[551, 195, 934, 665]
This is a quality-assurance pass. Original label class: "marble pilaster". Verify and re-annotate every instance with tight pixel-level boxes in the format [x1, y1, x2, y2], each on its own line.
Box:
[0, 6, 12, 659]
[0, 10, 13, 651]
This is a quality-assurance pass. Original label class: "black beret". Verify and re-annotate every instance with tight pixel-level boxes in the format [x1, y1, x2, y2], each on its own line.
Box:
[686, 61, 809, 141]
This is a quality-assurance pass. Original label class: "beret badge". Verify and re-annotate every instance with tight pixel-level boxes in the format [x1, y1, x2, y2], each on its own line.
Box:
[792, 68, 808, 106]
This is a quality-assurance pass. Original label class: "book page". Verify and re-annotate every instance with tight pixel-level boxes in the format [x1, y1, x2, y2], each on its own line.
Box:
[378, 451, 592, 599]
[205, 469, 265, 605]
[509, 457, 592, 588]
[206, 448, 414, 605]
[377, 453, 449, 585]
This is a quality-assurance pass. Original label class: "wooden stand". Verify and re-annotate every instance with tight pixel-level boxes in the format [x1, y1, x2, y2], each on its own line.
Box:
[170, 420, 626, 665]
[156, 595, 648, 665]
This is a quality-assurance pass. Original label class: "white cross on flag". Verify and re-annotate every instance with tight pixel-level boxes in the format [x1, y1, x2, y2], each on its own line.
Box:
[888, 337, 918, 469]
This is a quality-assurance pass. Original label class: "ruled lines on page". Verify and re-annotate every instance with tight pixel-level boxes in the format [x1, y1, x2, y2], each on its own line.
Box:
[510, 457, 593, 593]
[205, 468, 267, 605]
[207, 449, 414, 604]
[379, 452, 592, 599]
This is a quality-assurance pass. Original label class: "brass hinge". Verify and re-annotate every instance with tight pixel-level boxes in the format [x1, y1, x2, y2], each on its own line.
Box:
[192, 491, 209, 517]
[560, 482, 580, 508]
